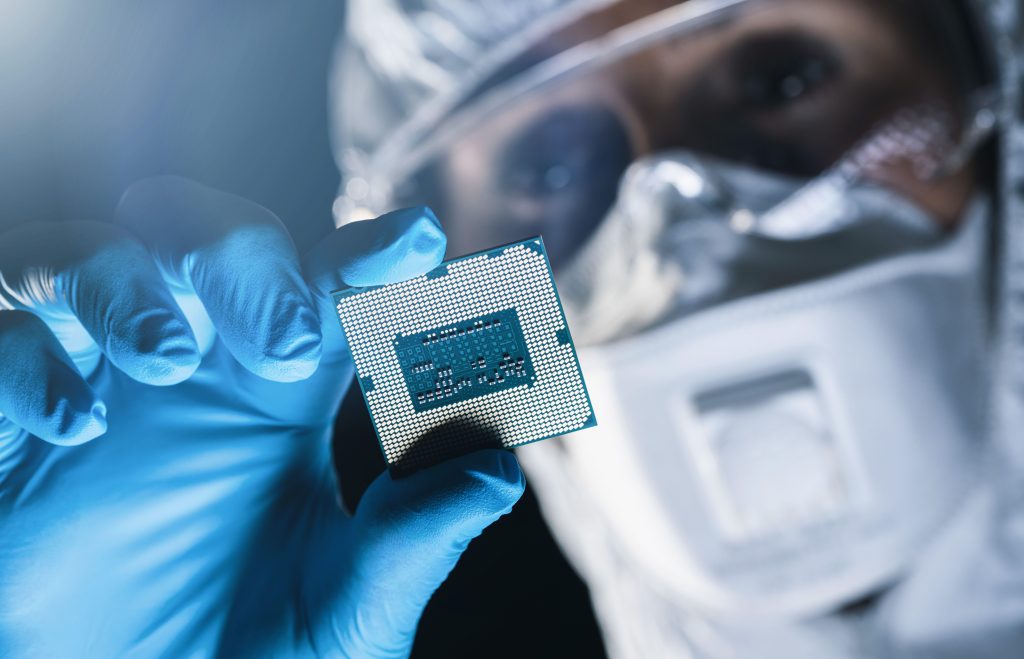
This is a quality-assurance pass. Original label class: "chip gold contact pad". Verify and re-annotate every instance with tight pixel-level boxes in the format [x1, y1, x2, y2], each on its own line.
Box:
[396, 308, 536, 412]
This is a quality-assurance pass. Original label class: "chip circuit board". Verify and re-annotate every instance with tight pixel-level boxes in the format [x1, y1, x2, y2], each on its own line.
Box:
[334, 237, 596, 474]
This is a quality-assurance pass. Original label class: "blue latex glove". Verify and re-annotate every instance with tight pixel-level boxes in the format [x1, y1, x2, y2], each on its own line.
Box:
[0, 176, 524, 657]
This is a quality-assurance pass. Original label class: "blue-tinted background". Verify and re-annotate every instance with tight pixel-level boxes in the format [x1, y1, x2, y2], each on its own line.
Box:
[0, 0, 339, 251]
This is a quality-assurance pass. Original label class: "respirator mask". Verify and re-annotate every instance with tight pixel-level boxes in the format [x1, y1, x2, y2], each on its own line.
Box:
[552, 151, 992, 617]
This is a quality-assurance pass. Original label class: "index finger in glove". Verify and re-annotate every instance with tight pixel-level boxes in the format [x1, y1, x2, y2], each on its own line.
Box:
[304, 206, 446, 295]
[303, 207, 446, 356]
[0, 221, 200, 386]
[115, 176, 322, 383]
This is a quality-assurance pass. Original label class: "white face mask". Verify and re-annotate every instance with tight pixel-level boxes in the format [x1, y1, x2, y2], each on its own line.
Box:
[523, 154, 991, 620]
[558, 152, 946, 346]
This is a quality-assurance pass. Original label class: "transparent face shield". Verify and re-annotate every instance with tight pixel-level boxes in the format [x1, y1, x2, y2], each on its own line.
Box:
[339, 0, 996, 296]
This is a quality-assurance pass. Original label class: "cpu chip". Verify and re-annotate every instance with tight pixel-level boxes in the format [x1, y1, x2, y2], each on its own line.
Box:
[334, 237, 596, 474]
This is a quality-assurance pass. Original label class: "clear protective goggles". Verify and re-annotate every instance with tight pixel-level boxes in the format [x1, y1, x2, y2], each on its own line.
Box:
[338, 0, 998, 274]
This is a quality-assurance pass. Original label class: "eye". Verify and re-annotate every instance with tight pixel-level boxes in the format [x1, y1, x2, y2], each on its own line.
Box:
[498, 105, 632, 199]
[729, 34, 841, 109]
[740, 55, 833, 106]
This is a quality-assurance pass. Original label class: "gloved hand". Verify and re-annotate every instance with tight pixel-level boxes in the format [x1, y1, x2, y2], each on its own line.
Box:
[0, 176, 524, 658]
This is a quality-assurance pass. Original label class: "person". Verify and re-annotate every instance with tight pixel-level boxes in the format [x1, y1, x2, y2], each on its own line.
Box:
[330, 0, 1024, 657]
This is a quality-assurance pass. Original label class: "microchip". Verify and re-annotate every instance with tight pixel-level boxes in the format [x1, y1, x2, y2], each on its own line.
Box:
[333, 237, 596, 474]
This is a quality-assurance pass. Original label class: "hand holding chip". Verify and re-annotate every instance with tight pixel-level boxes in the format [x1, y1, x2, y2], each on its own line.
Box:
[0, 176, 524, 657]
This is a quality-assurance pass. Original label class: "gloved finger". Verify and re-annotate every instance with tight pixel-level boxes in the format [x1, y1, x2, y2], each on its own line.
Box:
[326, 449, 524, 657]
[0, 311, 106, 445]
[0, 221, 200, 386]
[114, 176, 322, 383]
[304, 207, 446, 349]
[304, 206, 446, 295]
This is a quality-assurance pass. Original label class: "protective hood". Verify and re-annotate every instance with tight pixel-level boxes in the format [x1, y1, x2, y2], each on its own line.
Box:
[331, 0, 617, 186]
[967, 0, 1024, 581]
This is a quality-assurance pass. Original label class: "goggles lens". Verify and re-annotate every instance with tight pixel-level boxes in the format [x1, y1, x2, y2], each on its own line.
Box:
[348, 0, 989, 270]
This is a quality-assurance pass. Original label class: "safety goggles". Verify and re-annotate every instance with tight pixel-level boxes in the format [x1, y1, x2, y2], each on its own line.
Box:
[338, 0, 997, 267]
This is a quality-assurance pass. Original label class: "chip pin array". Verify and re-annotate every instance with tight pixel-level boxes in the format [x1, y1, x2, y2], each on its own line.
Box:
[334, 238, 596, 473]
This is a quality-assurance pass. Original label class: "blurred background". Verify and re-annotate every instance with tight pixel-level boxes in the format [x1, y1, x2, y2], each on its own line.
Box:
[0, 0, 339, 250]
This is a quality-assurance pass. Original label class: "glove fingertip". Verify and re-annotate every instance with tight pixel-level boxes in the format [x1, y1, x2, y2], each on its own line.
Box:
[47, 398, 108, 447]
[359, 449, 525, 541]
[397, 205, 447, 270]
[333, 207, 448, 288]
[122, 322, 202, 386]
[242, 325, 323, 383]
[151, 342, 203, 385]
[257, 348, 323, 383]
[459, 449, 526, 514]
